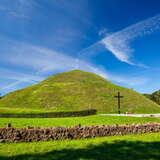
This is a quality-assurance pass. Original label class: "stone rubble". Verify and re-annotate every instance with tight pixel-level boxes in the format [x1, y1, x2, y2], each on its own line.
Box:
[0, 123, 160, 142]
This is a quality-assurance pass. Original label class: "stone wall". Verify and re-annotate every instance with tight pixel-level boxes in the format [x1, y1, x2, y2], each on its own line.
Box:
[0, 123, 160, 142]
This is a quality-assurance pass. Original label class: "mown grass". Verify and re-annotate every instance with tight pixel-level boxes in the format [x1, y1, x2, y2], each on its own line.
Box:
[0, 107, 52, 114]
[1, 70, 160, 114]
[0, 115, 160, 128]
[0, 133, 160, 159]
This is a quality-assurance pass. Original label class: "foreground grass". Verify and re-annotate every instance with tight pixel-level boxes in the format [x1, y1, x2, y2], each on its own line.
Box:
[0, 115, 160, 128]
[0, 133, 160, 159]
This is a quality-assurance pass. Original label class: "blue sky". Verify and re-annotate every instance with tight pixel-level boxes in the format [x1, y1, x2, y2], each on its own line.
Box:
[0, 0, 160, 95]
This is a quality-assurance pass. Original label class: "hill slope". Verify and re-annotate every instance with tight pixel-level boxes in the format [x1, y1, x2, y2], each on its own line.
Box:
[0, 70, 160, 113]
[144, 90, 160, 105]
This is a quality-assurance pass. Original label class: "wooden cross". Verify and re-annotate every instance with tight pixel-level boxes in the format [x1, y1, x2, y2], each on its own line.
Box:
[114, 92, 123, 114]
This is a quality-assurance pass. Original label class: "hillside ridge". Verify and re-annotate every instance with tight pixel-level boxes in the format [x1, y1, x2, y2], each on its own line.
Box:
[144, 90, 160, 105]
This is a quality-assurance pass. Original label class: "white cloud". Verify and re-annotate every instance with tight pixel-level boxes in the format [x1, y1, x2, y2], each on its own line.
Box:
[77, 15, 160, 66]
[0, 67, 44, 93]
[0, 0, 37, 20]
[98, 28, 110, 37]
[0, 39, 102, 74]
[108, 74, 148, 86]
[1, 81, 23, 91]
[0, 67, 44, 83]
[0, 36, 148, 93]
[88, 66, 148, 87]
[0, 37, 110, 91]
[101, 14, 160, 65]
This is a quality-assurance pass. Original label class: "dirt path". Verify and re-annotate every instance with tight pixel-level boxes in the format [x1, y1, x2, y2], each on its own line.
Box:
[99, 114, 160, 117]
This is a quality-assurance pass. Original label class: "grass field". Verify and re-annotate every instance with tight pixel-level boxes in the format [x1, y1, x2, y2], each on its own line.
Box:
[0, 115, 160, 128]
[0, 133, 160, 160]
[0, 115, 160, 160]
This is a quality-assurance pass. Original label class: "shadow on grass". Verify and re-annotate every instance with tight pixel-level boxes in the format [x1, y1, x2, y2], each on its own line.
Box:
[1, 140, 160, 160]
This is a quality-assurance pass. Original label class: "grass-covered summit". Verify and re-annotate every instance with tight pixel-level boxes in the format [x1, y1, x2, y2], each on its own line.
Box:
[0, 70, 160, 113]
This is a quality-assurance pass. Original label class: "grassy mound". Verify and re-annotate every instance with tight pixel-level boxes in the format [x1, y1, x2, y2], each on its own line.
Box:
[0, 70, 160, 113]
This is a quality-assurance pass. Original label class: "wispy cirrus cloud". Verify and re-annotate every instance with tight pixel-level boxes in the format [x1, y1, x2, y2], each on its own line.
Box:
[101, 14, 160, 65]
[89, 66, 148, 87]
[0, 38, 102, 74]
[0, 67, 44, 93]
[77, 14, 160, 66]
[98, 28, 111, 37]
[0, 67, 44, 83]
[108, 74, 148, 86]
[0, 36, 109, 92]
[0, 0, 37, 20]
[0, 36, 147, 94]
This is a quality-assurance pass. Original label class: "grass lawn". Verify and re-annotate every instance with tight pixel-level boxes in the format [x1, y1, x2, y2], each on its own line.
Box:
[0, 133, 160, 160]
[0, 115, 160, 128]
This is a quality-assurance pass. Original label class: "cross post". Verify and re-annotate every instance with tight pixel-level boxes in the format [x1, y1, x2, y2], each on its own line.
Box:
[114, 92, 123, 114]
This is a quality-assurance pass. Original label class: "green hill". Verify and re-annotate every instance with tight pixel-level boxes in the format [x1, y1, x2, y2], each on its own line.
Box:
[0, 70, 160, 113]
[144, 90, 160, 105]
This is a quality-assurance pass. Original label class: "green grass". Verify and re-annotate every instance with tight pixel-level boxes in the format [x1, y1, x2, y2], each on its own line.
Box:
[1, 70, 160, 114]
[144, 90, 160, 105]
[0, 115, 160, 128]
[0, 107, 54, 114]
[0, 133, 160, 159]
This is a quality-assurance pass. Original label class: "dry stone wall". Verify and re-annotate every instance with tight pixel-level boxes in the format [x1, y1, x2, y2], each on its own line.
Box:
[0, 123, 160, 142]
